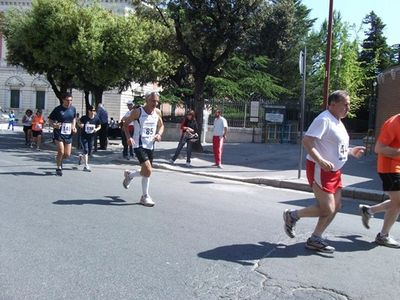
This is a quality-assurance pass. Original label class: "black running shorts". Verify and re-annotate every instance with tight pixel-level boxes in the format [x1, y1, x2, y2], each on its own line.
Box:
[379, 173, 400, 191]
[134, 147, 154, 164]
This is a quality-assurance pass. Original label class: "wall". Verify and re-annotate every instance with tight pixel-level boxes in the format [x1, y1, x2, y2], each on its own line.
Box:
[375, 65, 400, 137]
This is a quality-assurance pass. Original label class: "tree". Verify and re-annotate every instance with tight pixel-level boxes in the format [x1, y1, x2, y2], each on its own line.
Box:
[358, 11, 392, 121]
[2, 0, 173, 106]
[306, 12, 364, 115]
[242, 0, 315, 98]
[205, 55, 289, 101]
[140, 0, 263, 144]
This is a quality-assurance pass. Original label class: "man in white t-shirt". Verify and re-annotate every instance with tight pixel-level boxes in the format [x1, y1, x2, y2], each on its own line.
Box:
[212, 110, 228, 168]
[283, 90, 365, 253]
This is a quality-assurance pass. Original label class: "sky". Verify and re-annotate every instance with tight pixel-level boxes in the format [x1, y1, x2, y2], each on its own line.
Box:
[301, 0, 399, 46]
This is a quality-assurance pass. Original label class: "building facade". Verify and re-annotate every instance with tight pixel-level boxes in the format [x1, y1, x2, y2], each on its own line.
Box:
[375, 65, 400, 136]
[0, 0, 157, 123]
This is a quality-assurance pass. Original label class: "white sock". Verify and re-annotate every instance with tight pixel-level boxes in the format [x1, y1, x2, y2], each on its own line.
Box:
[128, 170, 140, 180]
[142, 176, 150, 196]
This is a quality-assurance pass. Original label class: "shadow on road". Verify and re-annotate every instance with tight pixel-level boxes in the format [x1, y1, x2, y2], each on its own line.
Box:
[52, 195, 140, 206]
[198, 235, 376, 265]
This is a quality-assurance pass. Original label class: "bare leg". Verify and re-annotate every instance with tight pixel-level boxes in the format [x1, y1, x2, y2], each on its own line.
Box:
[381, 191, 400, 235]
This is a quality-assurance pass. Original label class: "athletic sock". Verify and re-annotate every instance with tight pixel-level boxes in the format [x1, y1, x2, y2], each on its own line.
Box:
[142, 176, 150, 196]
[128, 170, 140, 180]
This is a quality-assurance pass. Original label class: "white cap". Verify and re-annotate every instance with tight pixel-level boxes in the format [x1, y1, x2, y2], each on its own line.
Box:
[126, 100, 134, 105]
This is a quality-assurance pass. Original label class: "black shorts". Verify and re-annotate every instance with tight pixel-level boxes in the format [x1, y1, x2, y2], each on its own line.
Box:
[53, 133, 72, 144]
[32, 130, 42, 137]
[134, 147, 154, 164]
[379, 173, 400, 191]
[23, 125, 32, 132]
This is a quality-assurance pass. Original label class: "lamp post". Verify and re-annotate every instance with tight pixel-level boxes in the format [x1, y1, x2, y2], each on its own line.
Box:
[368, 81, 378, 130]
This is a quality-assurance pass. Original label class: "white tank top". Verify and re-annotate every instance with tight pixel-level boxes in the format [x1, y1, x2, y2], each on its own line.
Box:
[133, 107, 159, 149]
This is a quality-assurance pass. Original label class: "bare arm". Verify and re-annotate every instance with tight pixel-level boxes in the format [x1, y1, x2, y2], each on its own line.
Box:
[375, 141, 400, 157]
[122, 109, 140, 144]
[302, 135, 334, 171]
[154, 109, 164, 142]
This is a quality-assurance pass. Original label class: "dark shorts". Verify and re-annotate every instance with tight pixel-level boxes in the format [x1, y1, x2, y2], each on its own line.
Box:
[32, 130, 42, 137]
[379, 173, 400, 191]
[23, 125, 32, 132]
[53, 132, 72, 144]
[134, 147, 154, 164]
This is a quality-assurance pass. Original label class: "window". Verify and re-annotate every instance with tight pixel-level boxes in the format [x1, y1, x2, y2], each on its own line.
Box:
[10, 89, 20, 108]
[36, 91, 45, 110]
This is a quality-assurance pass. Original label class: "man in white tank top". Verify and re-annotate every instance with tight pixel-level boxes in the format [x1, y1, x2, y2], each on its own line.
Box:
[121, 92, 164, 207]
[283, 90, 365, 253]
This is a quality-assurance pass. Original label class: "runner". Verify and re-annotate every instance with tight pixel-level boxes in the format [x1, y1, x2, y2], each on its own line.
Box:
[22, 109, 33, 146]
[283, 90, 365, 253]
[48, 93, 77, 176]
[359, 113, 400, 248]
[77, 105, 101, 172]
[121, 92, 164, 207]
[31, 109, 45, 151]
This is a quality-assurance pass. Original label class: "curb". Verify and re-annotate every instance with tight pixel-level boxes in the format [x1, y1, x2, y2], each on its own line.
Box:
[152, 162, 387, 203]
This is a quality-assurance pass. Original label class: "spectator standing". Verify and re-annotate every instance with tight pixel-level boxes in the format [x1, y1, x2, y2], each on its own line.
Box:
[212, 110, 228, 168]
[169, 110, 199, 167]
[96, 103, 109, 150]
[8, 110, 16, 130]
[121, 101, 135, 160]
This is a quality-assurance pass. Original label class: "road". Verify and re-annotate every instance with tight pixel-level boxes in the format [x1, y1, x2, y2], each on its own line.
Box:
[0, 131, 399, 299]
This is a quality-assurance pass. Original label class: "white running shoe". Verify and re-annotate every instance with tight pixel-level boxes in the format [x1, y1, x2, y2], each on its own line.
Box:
[168, 158, 175, 164]
[140, 195, 155, 207]
[83, 165, 91, 172]
[185, 162, 191, 167]
[123, 170, 133, 189]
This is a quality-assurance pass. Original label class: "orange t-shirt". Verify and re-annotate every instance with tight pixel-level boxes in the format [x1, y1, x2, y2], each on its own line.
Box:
[31, 115, 45, 132]
[377, 114, 400, 173]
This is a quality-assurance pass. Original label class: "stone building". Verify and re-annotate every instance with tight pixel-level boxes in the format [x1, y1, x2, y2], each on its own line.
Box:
[0, 0, 158, 123]
[375, 64, 400, 136]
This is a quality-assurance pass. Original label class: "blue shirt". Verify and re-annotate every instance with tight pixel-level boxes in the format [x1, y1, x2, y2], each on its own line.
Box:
[97, 107, 108, 124]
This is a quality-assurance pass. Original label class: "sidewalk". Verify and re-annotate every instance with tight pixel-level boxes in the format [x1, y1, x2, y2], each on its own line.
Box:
[107, 139, 386, 202]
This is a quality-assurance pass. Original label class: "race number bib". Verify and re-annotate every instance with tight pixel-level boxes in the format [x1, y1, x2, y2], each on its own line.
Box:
[85, 123, 95, 134]
[338, 143, 348, 161]
[141, 120, 156, 138]
[61, 123, 72, 135]
[34, 124, 42, 130]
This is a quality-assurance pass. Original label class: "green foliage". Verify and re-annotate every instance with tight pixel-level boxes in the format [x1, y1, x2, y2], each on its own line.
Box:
[205, 56, 289, 101]
[306, 12, 364, 115]
[2, 0, 173, 104]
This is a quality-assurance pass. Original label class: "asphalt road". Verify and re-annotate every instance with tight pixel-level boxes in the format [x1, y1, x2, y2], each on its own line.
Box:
[0, 131, 399, 299]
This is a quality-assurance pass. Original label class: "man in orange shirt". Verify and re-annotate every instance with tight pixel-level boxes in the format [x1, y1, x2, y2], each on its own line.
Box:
[359, 114, 400, 248]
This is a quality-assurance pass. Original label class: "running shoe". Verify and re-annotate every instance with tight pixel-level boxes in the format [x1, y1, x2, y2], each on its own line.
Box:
[305, 237, 335, 253]
[83, 166, 91, 172]
[185, 162, 191, 167]
[168, 159, 175, 164]
[375, 233, 400, 248]
[359, 204, 372, 229]
[283, 209, 296, 238]
[56, 168, 63, 176]
[140, 195, 155, 207]
[122, 170, 133, 189]
[217, 164, 223, 169]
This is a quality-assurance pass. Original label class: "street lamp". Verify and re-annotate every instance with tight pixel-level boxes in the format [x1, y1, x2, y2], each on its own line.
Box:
[368, 81, 378, 130]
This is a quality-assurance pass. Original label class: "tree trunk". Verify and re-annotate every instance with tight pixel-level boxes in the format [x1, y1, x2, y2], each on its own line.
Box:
[47, 73, 70, 105]
[192, 73, 206, 152]
[92, 88, 104, 107]
[84, 90, 91, 111]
